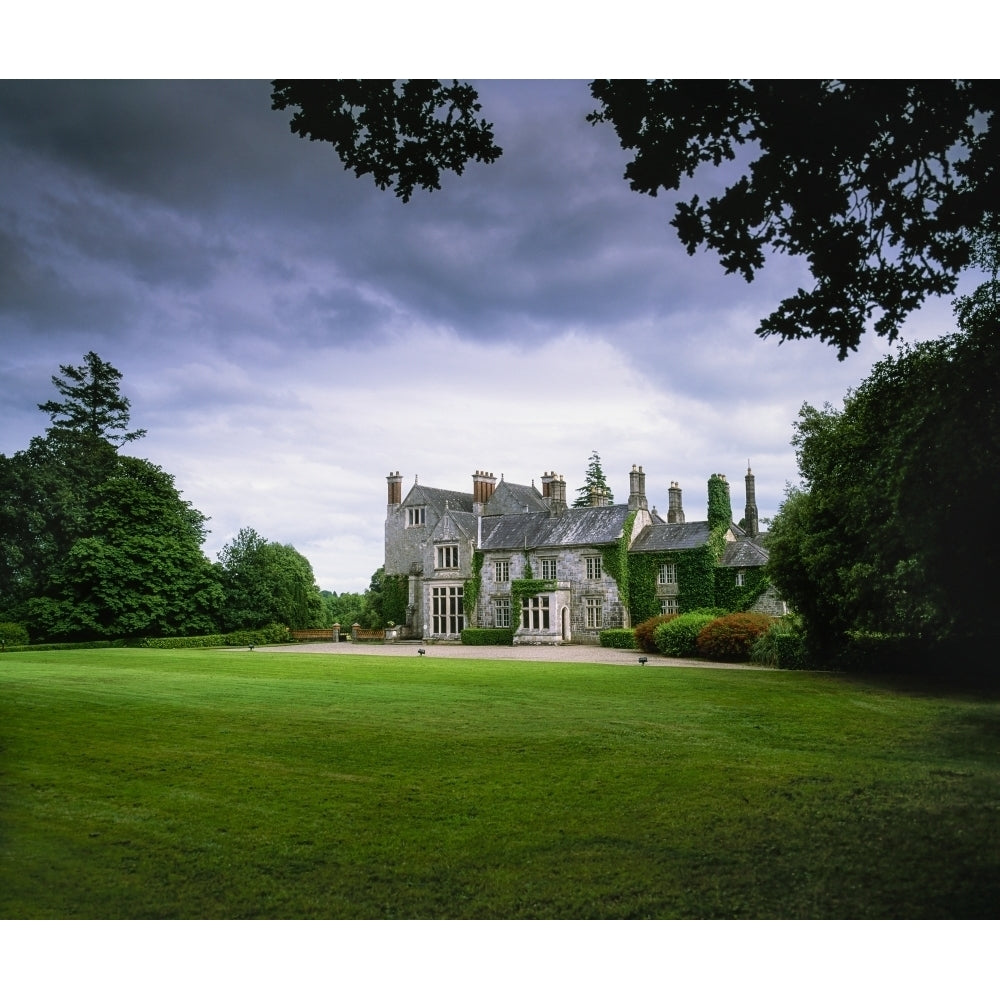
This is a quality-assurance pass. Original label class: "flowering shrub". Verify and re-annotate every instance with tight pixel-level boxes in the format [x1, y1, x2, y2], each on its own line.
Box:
[653, 612, 718, 657]
[696, 613, 774, 661]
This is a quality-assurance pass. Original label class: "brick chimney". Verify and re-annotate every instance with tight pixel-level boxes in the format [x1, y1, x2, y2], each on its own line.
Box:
[472, 470, 497, 514]
[387, 470, 403, 508]
[628, 464, 648, 511]
[667, 481, 685, 523]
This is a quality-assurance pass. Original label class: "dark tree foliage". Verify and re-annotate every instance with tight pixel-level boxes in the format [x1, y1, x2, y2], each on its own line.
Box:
[588, 80, 1000, 358]
[274, 79, 999, 355]
[766, 270, 1000, 663]
[38, 351, 146, 446]
[271, 79, 502, 202]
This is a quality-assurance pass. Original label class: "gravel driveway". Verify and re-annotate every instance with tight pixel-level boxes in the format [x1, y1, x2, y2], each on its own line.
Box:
[260, 639, 770, 670]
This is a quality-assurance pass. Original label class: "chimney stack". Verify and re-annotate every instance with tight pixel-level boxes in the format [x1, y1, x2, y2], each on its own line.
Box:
[744, 463, 758, 538]
[667, 482, 685, 524]
[628, 464, 648, 511]
[472, 470, 497, 514]
[387, 470, 403, 507]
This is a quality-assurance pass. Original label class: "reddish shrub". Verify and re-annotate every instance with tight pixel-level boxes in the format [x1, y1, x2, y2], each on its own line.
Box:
[696, 613, 774, 661]
[633, 614, 677, 653]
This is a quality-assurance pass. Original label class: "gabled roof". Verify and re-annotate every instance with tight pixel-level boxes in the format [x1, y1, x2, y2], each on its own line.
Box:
[431, 509, 478, 542]
[483, 479, 548, 515]
[480, 504, 631, 551]
[720, 537, 770, 568]
[401, 483, 474, 514]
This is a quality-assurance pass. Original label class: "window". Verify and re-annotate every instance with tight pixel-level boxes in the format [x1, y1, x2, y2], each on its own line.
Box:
[658, 562, 676, 585]
[660, 597, 678, 616]
[585, 597, 603, 629]
[586, 556, 602, 580]
[406, 507, 426, 527]
[541, 558, 557, 580]
[432, 586, 464, 634]
[494, 560, 510, 582]
[735, 571, 745, 587]
[436, 545, 459, 569]
[494, 599, 511, 628]
[521, 596, 550, 630]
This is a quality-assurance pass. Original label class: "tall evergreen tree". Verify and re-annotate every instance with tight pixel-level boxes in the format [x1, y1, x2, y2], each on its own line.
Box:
[38, 351, 146, 447]
[573, 451, 614, 507]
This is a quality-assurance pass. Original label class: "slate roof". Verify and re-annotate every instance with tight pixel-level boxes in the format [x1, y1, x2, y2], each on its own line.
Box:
[404, 484, 474, 513]
[479, 504, 631, 551]
[630, 521, 712, 552]
[720, 537, 770, 568]
[483, 480, 549, 515]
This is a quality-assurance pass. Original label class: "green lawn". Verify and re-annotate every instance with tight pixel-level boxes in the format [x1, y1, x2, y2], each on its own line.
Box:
[2, 648, 998, 919]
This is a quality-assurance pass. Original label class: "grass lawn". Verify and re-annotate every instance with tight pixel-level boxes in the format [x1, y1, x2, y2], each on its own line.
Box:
[1, 647, 998, 919]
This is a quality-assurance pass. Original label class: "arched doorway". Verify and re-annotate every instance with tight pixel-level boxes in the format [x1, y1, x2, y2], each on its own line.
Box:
[561, 605, 571, 642]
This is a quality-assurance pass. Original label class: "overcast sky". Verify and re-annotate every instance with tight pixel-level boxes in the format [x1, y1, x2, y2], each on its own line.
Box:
[0, 77, 975, 593]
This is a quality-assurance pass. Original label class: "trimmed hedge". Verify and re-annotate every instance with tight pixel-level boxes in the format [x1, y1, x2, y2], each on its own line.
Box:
[140, 624, 290, 649]
[696, 613, 773, 662]
[633, 614, 676, 653]
[461, 628, 514, 646]
[653, 613, 718, 658]
[599, 628, 636, 649]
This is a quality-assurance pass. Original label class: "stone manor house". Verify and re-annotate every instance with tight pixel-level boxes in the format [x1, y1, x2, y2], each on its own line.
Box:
[385, 463, 785, 644]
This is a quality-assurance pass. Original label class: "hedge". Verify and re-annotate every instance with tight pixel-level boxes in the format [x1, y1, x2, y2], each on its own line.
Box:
[599, 628, 636, 649]
[461, 628, 514, 646]
[140, 624, 290, 649]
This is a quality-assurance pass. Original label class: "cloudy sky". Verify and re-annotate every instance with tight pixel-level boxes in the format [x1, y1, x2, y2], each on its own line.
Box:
[0, 75, 976, 594]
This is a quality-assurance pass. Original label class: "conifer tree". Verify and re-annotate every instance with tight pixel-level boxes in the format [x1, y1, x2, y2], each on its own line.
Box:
[38, 351, 146, 447]
[573, 451, 614, 507]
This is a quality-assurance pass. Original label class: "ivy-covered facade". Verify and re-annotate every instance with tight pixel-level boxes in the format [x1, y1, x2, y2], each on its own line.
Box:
[384, 465, 783, 644]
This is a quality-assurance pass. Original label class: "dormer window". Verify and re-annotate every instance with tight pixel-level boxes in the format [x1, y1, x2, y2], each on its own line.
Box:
[407, 507, 426, 527]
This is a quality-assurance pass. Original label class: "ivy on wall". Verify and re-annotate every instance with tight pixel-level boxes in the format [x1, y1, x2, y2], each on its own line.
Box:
[713, 564, 770, 613]
[464, 551, 485, 625]
[600, 511, 635, 613]
[382, 573, 410, 626]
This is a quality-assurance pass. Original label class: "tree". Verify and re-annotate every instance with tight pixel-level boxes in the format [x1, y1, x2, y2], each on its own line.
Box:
[2, 355, 218, 640]
[274, 80, 1000, 355]
[216, 528, 325, 631]
[573, 451, 614, 507]
[22, 457, 222, 640]
[766, 265, 1000, 664]
[38, 351, 146, 447]
[270, 80, 502, 203]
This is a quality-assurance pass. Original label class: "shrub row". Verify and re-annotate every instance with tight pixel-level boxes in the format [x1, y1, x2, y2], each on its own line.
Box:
[461, 628, 514, 646]
[635, 610, 782, 662]
[599, 628, 636, 649]
[140, 624, 290, 649]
